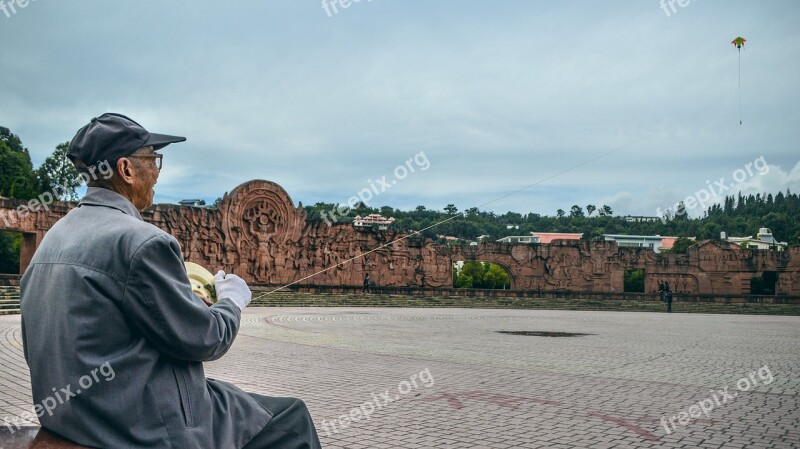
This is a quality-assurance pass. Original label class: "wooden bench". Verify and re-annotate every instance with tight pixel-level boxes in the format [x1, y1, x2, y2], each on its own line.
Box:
[0, 427, 90, 448]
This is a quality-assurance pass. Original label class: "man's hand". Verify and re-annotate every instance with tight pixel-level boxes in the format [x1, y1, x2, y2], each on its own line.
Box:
[213, 271, 252, 311]
[195, 292, 214, 307]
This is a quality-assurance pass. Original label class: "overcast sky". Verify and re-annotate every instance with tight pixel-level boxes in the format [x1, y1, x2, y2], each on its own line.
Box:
[2, 1, 798, 218]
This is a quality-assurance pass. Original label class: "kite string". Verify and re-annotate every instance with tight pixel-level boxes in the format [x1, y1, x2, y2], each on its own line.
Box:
[739, 48, 742, 125]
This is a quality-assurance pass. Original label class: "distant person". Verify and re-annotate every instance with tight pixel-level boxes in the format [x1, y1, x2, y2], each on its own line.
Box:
[664, 281, 673, 313]
[363, 273, 371, 293]
[21, 113, 321, 449]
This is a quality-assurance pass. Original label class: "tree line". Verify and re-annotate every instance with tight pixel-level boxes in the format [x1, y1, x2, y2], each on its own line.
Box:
[303, 192, 800, 247]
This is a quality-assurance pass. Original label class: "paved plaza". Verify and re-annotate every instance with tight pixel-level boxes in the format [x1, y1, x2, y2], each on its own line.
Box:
[1, 308, 798, 448]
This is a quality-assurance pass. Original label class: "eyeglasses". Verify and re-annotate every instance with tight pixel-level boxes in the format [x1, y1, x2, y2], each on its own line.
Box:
[127, 153, 163, 171]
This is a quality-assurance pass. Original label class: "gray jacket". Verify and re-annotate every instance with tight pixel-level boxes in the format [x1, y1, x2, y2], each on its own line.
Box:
[21, 188, 272, 449]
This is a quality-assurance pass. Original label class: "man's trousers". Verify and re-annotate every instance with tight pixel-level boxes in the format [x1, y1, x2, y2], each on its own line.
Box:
[243, 395, 322, 449]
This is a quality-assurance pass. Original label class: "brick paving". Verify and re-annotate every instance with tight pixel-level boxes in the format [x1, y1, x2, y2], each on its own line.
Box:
[0, 308, 798, 448]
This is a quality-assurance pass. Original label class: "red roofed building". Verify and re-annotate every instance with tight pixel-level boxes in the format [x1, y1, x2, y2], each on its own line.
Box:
[659, 237, 678, 252]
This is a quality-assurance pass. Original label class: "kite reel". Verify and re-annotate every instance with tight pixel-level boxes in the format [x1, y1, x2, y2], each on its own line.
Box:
[185, 262, 217, 304]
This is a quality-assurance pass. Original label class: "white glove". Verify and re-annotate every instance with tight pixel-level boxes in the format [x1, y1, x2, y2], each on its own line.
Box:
[213, 270, 252, 311]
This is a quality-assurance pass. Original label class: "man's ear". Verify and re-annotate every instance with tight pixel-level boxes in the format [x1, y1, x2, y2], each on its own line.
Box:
[116, 158, 136, 185]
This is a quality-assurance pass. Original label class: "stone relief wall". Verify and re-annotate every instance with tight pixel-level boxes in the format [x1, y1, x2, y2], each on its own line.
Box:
[155, 180, 453, 288]
[2, 180, 798, 295]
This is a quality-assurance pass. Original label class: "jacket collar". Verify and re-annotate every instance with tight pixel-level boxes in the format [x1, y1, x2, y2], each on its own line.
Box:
[79, 187, 143, 220]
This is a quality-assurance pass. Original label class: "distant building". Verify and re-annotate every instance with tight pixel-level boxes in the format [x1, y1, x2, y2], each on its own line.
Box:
[531, 232, 583, 244]
[603, 234, 667, 253]
[724, 228, 788, 251]
[476, 235, 491, 242]
[179, 199, 206, 207]
[659, 237, 678, 252]
[660, 237, 676, 250]
[506, 224, 520, 230]
[437, 234, 459, 241]
[497, 235, 540, 244]
[623, 215, 661, 223]
[353, 214, 395, 230]
[657, 236, 695, 252]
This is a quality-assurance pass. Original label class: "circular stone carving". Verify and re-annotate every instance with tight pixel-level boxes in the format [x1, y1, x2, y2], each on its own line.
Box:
[222, 180, 296, 252]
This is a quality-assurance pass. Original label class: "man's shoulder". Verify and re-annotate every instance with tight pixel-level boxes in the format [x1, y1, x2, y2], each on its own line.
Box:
[37, 204, 176, 264]
[110, 213, 181, 258]
[73, 204, 169, 242]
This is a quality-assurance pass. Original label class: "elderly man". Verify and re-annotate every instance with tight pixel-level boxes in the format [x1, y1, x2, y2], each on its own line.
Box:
[20, 113, 321, 448]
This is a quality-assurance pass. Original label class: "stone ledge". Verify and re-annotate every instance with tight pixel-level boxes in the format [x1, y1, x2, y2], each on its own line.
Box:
[249, 291, 800, 315]
[0, 427, 89, 448]
[252, 284, 800, 304]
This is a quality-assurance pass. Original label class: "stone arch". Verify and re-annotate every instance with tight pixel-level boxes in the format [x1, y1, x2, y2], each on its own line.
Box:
[453, 257, 517, 290]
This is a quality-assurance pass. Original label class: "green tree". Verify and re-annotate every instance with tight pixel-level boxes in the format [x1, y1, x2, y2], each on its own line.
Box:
[762, 212, 791, 243]
[698, 221, 723, 240]
[0, 127, 39, 274]
[663, 237, 695, 254]
[586, 204, 596, 216]
[453, 261, 510, 289]
[444, 204, 459, 215]
[624, 269, 644, 292]
[0, 232, 21, 274]
[483, 263, 511, 289]
[454, 273, 473, 288]
[0, 140, 39, 200]
[461, 261, 484, 287]
[0, 126, 25, 153]
[37, 142, 81, 201]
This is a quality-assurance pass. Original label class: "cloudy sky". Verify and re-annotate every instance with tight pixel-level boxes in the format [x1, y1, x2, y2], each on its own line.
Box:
[2, 0, 798, 218]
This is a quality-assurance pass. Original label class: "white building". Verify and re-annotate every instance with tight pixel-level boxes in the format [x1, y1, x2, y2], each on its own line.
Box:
[724, 228, 788, 251]
[353, 214, 395, 230]
[179, 199, 206, 207]
[603, 234, 666, 253]
[623, 215, 661, 223]
[497, 235, 540, 244]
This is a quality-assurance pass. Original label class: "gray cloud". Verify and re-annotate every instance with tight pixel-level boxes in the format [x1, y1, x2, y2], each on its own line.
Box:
[2, 0, 798, 217]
